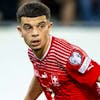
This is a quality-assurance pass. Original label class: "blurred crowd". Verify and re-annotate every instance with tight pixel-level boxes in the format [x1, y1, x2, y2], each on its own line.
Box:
[0, 0, 100, 25]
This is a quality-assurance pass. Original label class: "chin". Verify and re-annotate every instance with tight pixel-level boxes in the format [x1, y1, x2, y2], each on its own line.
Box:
[31, 46, 41, 51]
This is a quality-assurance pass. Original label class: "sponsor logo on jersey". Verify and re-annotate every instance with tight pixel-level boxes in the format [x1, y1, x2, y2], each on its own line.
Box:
[41, 72, 48, 78]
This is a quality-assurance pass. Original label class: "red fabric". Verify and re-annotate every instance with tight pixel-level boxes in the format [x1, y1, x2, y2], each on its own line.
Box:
[67, 60, 100, 87]
[28, 36, 100, 100]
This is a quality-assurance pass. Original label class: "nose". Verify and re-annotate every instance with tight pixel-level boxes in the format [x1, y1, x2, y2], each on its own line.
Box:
[31, 27, 39, 37]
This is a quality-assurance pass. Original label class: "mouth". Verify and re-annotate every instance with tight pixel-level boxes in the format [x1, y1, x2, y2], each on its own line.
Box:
[31, 40, 41, 47]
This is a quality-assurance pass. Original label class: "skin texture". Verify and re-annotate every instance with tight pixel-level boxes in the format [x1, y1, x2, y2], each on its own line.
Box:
[24, 76, 42, 100]
[17, 15, 52, 59]
[98, 76, 100, 82]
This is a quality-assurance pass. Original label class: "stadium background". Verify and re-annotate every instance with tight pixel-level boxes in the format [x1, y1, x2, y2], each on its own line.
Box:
[0, 0, 100, 99]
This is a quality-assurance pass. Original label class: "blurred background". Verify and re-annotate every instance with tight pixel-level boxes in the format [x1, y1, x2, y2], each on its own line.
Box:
[0, 0, 100, 100]
[0, 0, 100, 25]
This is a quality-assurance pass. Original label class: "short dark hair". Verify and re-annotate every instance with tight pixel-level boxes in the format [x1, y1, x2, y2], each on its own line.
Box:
[16, 1, 51, 23]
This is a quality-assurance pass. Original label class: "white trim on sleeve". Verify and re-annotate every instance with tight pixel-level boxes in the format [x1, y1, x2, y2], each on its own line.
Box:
[78, 57, 91, 74]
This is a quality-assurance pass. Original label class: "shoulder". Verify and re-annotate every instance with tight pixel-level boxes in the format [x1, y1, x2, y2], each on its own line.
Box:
[27, 48, 35, 62]
[28, 48, 33, 56]
[52, 36, 72, 49]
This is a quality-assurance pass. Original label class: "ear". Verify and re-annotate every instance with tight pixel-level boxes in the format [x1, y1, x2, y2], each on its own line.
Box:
[17, 26, 23, 37]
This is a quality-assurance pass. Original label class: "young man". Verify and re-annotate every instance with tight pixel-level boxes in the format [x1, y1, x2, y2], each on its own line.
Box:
[16, 1, 100, 100]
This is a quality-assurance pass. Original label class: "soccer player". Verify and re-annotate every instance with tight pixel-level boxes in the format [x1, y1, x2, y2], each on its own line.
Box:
[16, 1, 100, 100]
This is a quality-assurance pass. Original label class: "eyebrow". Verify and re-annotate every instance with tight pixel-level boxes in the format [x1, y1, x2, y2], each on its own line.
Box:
[37, 21, 47, 26]
[22, 21, 47, 27]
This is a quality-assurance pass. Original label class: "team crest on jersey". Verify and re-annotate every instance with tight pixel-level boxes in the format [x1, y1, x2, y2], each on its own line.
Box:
[51, 75, 60, 86]
[69, 51, 82, 65]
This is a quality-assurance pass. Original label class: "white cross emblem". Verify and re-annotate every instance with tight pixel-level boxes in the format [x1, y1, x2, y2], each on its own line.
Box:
[51, 75, 60, 86]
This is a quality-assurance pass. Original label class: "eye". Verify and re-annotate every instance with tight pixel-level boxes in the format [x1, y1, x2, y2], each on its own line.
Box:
[23, 24, 32, 31]
[37, 22, 46, 29]
[40, 23, 46, 28]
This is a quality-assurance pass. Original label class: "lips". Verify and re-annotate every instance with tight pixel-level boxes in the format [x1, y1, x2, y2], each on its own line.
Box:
[31, 40, 41, 46]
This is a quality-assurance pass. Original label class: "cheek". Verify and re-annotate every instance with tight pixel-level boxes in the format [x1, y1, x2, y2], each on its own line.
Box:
[41, 31, 49, 41]
[42, 29, 49, 37]
[23, 35, 30, 45]
[20, 31, 26, 38]
[24, 37, 28, 45]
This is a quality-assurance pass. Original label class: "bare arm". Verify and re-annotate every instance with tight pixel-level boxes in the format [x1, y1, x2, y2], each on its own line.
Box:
[24, 76, 42, 100]
[97, 75, 100, 82]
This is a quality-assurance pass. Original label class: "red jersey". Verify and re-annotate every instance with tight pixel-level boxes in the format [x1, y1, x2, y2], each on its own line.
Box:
[28, 36, 100, 100]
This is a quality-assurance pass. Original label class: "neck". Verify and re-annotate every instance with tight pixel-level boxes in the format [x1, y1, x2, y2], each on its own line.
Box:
[33, 35, 50, 59]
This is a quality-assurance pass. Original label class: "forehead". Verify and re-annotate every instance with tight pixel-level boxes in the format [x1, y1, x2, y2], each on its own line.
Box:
[21, 15, 47, 25]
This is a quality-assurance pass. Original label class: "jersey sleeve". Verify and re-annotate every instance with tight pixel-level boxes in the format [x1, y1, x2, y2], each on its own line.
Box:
[66, 45, 100, 87]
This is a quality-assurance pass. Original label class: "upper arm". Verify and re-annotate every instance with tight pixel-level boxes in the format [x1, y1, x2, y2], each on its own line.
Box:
[25, 76, 42, 100]
[67, 45, 100, 87]
[97, 75, 100, 82]
[29, 76, 42, 95]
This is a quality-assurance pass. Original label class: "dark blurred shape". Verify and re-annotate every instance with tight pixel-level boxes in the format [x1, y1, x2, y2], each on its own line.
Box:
[41, 0, 76, 25]
[18, 0, 40, 7]
[0, 0, 18, 21]
[0, 0, 100, 25]
[77, 0, 100, 21]
[59, 0, 76, 25]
